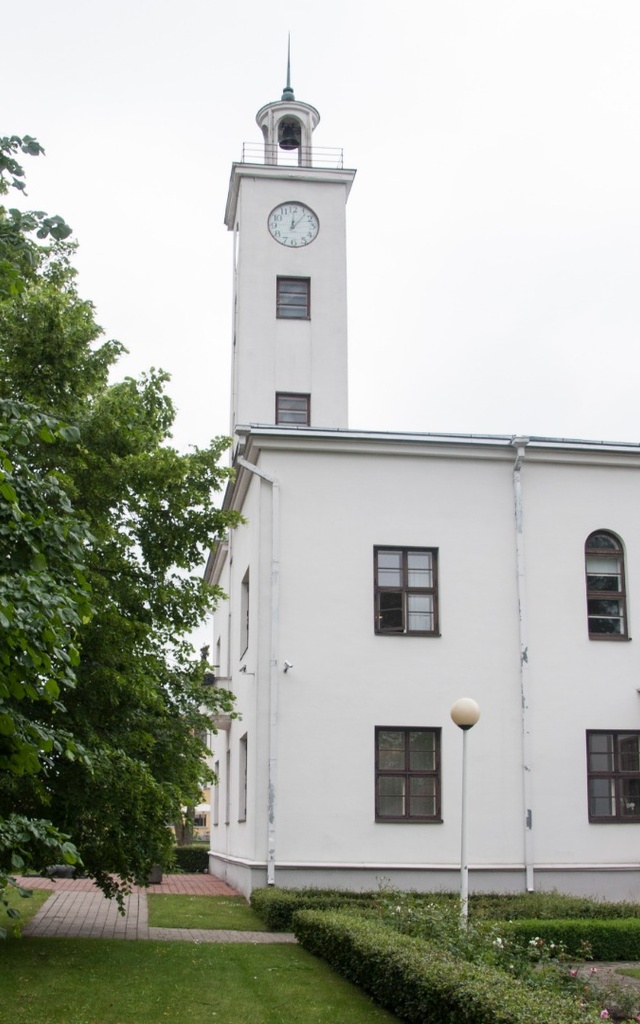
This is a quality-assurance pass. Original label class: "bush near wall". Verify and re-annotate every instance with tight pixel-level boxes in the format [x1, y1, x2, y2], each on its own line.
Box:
[172, 846, 209, 874]
[249, 887, 640, 932]
[292, 909, 592, 1024]
[250, 888, 381, 931]
[502, 917, 640, 961]
[470, 892, 640, 921]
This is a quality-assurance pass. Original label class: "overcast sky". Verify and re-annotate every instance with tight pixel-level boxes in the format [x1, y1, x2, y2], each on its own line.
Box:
[5, 0, 640, 452]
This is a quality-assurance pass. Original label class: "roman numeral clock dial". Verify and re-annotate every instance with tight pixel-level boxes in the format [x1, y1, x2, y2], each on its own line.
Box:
[268, 202, 319, 247]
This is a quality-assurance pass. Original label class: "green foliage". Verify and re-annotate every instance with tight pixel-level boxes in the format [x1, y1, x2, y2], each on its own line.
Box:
[502, 917, 640, 961]
[292, 909, 595, 1024]
[172, 845, 210, 874]
[468, 890, 640, 921]
[250, 887, 381, 932]
[0, 138, 240, 904]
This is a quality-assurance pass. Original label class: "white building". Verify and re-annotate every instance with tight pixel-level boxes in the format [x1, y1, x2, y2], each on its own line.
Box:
[205, 72, 640, 900]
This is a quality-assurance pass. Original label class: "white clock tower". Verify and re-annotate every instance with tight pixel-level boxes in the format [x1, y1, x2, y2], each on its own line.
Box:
[224, 60, 356, 433]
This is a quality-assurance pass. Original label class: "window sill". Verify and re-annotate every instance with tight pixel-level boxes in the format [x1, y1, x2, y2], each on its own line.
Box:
[588, 635, 631, 642]
[375, 818, 443, 824]
[375, 632, 441, 638]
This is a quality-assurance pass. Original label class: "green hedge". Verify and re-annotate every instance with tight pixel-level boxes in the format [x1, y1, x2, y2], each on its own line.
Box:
[250, 888, 381, 931]
[503, 917, 640, 961]
[470, 892, 640, 921]
[172, 846, 209, 874]
[292, 909, 590, 1024]
[249, 886, 640, 931]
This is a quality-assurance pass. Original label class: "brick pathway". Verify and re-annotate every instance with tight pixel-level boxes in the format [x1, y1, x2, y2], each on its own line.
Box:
[15, 874, 295, 944]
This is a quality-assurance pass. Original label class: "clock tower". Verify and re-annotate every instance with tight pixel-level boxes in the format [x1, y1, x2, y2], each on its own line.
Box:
[224, 61, 356, 433]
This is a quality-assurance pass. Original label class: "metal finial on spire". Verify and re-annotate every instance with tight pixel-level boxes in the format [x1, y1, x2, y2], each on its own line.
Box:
[281, 34, 295, 101]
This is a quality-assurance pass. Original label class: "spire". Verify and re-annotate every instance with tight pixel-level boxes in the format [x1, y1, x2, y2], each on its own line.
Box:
[281, 34, 295, 101]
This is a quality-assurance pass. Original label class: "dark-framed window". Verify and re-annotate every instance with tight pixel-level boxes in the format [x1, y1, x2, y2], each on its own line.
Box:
[587, 731, 640, 822]
[276, 277, 310, 319]
[374, 547, 439, 635]
[276, 392, 310, 426]
[585, 531, 627, 639]
[375, 727, 441, 822]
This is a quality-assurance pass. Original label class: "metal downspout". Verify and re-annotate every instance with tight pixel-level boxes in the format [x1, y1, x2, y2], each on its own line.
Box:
[237, 456, 280, 886]
[511, 437, 535, 892]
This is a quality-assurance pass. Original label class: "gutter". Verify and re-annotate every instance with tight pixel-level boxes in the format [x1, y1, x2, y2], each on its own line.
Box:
[236, 456, 280, 886]
[511, 437, 535, 892]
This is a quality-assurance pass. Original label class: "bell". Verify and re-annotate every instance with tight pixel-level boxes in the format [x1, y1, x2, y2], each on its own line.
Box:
[279, 120, 301, 151]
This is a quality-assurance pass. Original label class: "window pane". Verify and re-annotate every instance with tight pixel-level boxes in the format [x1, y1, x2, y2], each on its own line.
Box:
[589, 778, 615, 817]
[588, 733, 614, 772]
[407, 594, 433, 632]
[378, 730, 405, 769]
[620, 778, 640, 817]
[409, 776, 437, 817]
[588, 534, 620, 551]
[377, 551, 402, 587]
[588, 615, 623, 635]
[378, 591, 404, 631]
[378, 776, 405, 817]
[588, 599, 622, 617]
[587, 573, 621, 592]
[409, 731, 436, 771]
[407, 551, 432, 588]
[619, 735, 640, 773]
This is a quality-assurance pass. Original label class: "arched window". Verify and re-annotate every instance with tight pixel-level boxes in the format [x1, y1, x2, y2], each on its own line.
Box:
[585, 531, 627, 638]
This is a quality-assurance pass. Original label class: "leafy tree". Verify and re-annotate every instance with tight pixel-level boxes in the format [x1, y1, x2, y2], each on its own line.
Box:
[0, 136, 238, 906]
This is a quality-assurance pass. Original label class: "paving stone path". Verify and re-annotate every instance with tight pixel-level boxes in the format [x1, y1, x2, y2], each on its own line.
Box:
[15, 874, 296, 943]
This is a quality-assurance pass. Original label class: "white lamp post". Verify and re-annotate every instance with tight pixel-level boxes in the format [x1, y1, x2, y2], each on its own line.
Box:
[450, 697, 481, 925]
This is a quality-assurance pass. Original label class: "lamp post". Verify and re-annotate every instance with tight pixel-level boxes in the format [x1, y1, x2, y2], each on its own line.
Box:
[450, 697, 481, 925]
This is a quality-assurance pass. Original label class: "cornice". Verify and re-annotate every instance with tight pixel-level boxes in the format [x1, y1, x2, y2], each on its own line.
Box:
[225, 163, 357, 229]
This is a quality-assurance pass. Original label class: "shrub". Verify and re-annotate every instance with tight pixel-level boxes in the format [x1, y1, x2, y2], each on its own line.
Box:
[292, 909, 593, 1024]
[171, 846, 209, 874]
[502, 918, 640, 961]
[470, 892, 640, 921]
[249, 887, 381, 931]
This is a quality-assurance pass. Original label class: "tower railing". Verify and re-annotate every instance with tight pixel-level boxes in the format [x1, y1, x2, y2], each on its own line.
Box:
[239, 143, 345, 169]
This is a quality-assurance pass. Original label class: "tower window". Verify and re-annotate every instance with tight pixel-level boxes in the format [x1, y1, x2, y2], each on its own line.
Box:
[585, 531, 627, 639]
[276, 393, 310, 426]
[277, 277, 310, 319]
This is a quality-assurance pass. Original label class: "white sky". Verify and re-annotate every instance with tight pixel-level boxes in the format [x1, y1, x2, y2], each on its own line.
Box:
[4, 0, 640, 451]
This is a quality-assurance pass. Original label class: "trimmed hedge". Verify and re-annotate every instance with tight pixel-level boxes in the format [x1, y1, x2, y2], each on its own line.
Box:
[250, 887, 381, 931]
[469, 892, 640, 921]
[292, 909, 591, 1024]
[249, 886, 640, 931]
[172, 845, 209, 873]
[503, 917, 640, 961]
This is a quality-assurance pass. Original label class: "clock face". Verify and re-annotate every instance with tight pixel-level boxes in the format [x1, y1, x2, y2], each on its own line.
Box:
[268, 202, 319, 247]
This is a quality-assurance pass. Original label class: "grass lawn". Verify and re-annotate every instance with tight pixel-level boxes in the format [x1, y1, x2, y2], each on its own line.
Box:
[617, 967, 640, 980]
[0, 938, 400, 1024]
[2, 887, 51, 934]
[147, 894, 268, 931]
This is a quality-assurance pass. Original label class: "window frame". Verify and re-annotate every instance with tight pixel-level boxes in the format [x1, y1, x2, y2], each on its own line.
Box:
[276, 276, 310, 319]
[375, 727, 442, 823]
[276, 392, 310, 426]
[586, 730, 640, 822]
[238, 733, 248, 823]
[585, 531, 628, 640]
[374, 546, 439, 636]
[240, 568, 250, 657]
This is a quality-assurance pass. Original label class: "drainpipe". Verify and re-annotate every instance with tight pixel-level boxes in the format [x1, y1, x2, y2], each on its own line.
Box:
[510, 437, 535, 892]
[237, 456, 280, 886]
